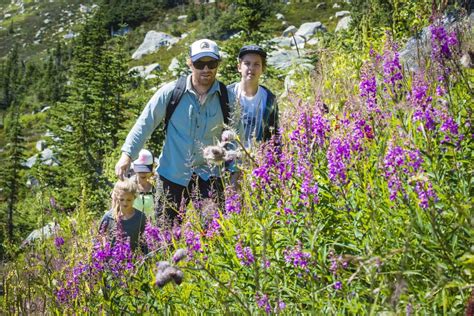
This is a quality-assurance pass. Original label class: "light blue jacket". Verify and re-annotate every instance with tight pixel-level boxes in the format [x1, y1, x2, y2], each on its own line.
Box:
[121, 75, 235, 186]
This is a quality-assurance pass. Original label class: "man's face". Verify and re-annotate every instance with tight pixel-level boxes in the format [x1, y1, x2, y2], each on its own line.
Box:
[238, 53, 264, 83]
[190, 57, 219, 87]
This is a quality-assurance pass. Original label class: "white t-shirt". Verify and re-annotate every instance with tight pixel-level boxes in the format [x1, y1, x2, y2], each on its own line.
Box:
[233, 85, 268, 148]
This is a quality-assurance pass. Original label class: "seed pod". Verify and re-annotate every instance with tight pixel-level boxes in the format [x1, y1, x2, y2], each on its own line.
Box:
[173, 248, 188, 263]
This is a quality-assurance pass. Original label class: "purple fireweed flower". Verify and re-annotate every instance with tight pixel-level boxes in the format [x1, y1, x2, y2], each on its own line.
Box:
[90, 236, 133, 277]
[382, 35, 403, 94]
[414, 180, 438, 209]
[327, 137, 351, 184]
[91, 240, 112, 272]
[144, 222, 165, 252]
[256, 293, 272, 314]
[384, 145, 412, 200]
[54, 236, 65, 249]
[225, 189, 241, 214]
[184, 223, 202, 258]
[55, 286, 70, 304]
[284, 244, 311, 270]
[276, 300, 286, 313]
[109, 238, 134, 276]
[334, 281, 342, 290]
[327, 114, 374, 185]
[436, 85, 446, 96]
[235, 241, 255, 266]
[290, 108, 330, 152]
[440, 115, 459, 139]
[172, 225, 181, 240]
[359, 66, 378, 112]
[409, 72, 437, 130]
[383, 142, 437, 207]
[430, 24, 458, 62]
[205, 211, 221, 238]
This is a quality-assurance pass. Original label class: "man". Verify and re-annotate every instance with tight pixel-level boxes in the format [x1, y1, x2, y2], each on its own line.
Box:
[227, 45, 279, 149]
[115, 39, 230, 224]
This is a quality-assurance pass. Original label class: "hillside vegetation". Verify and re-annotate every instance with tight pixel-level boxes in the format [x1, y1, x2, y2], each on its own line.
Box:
[1, 0, 473, 314]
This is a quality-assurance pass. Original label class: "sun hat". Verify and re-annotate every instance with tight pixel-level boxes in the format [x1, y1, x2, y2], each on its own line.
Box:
[238, 45, 267, 60]
[189, 39, 220, 62]
[132, 149, 154, 173]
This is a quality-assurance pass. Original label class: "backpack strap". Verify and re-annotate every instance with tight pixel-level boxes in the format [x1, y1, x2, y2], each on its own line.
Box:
[218, 81, 230, 126]
[164, 77, 230, 133]
[164, 76, 187, 133]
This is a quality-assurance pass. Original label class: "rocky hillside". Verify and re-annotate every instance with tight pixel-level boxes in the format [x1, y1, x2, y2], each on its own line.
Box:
[0, 0, 99, 59]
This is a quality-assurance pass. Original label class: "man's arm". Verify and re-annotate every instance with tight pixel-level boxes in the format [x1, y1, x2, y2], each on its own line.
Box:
[115, 81, 175, 178]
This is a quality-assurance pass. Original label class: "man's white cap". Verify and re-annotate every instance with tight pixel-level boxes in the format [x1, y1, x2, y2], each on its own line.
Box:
[189, 39, 220, 62]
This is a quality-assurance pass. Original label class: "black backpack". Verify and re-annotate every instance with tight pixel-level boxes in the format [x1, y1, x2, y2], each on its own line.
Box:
[163, 76, 230, 133]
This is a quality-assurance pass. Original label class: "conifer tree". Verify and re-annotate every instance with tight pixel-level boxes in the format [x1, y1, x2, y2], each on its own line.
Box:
[0, 46, 26, 244]
[48, 11, 131, 212]
[41, 42, 68, 105]
[1, 103, 26, 243]
[225, 0, 275, 38]
[1, 45, 20, 110]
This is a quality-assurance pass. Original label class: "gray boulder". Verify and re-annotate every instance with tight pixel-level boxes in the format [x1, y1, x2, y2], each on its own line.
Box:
[36, 140, 47, 152]
[23, 156, 37, 169]
[282, 25, 298, 37]
[272, 35, 305, 49]
[276, 13, 285, 20]
[129, 63, 161, 79]
[40, 148, 59, 166]
[335, 11, 350, 18]
[335, 16, 352, 32]
[267, 49, 312, 70]
[21, 222, 59, 248]
[132, 31, 179, 60]
[295, 22, 326, 38]
[168, 57, 180, 75]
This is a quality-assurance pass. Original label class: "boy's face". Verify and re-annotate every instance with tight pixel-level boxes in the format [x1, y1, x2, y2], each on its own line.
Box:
[115, 191, 135, 213]
[238, 53, 264, 84]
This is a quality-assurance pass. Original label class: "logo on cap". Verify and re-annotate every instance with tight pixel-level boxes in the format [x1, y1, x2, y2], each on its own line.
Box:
[200, 41, 210, 49]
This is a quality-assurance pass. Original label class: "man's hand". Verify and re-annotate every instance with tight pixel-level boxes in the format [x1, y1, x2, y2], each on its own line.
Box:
[115, 152, 132, 180]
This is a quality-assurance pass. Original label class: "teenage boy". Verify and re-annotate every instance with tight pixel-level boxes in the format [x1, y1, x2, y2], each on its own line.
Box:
[115, 39, 232, 224]
[227, 44, 279, 149]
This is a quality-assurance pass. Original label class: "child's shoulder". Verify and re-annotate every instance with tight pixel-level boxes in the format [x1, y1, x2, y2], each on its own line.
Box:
[127, 208, 145, 220]
[101, 209, 114, 220]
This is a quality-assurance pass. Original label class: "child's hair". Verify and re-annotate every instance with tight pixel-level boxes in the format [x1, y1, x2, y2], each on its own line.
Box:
[111, 178, 138, 221]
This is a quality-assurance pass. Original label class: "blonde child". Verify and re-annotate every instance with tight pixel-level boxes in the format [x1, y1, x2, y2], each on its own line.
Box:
[131, 149, 156, 219]
[99, 178, 147, 252]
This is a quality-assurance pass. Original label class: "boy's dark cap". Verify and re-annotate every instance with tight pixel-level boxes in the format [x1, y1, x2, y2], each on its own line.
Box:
[238, 45, 267, 59]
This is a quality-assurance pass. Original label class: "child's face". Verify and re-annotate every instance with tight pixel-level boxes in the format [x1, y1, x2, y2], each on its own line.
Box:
[136, 172, 152, 181]
[238, 53, 264, 83]
[115, 191, 135, 213]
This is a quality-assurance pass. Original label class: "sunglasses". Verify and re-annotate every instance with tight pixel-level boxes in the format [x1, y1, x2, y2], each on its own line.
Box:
[193, 60, 219, 70]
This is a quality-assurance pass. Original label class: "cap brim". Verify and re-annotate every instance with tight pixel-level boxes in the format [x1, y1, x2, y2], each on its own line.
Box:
[191, 52, 220, 62]
[133, 165, 153, 173]
[239, 50, 267, 59]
